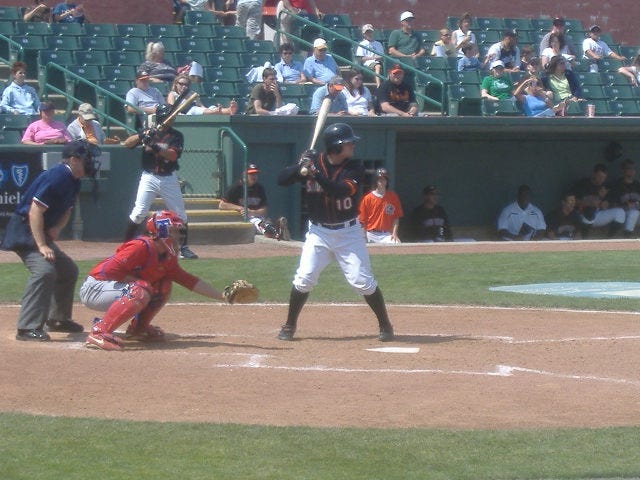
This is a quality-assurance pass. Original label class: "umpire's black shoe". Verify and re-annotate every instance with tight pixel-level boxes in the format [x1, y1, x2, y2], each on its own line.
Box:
[378, 326, 394, 342]
[46, 319, 84, 333]
[16, 329, 51, 342]
[277, 325, 296, 341]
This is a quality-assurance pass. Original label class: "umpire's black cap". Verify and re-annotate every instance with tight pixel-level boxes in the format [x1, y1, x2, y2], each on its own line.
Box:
[62, 139, 90, 159]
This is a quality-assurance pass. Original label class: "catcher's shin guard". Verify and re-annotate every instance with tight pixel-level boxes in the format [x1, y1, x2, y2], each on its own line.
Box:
[131, 279, 171, 331]
[93, 281, 152, 334]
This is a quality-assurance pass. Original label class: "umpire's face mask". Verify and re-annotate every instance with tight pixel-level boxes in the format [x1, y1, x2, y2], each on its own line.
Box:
[82, 144, 102, 179]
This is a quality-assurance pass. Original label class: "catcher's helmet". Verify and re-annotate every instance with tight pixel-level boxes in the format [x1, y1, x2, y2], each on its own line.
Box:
[323, 123, 360, 150]
[155, 104, 173, 124]
[146, 210, 184, 239]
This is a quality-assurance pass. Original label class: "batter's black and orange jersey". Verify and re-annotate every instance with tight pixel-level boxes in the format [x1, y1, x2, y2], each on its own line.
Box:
[278, 152, 364, 224]
[141, 127, 184, 175]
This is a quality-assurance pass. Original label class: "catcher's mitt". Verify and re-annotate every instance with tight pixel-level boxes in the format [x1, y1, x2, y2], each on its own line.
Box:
[223, 279, 259, 304]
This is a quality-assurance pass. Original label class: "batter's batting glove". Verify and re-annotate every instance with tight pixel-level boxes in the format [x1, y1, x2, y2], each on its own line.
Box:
[299, 149, 318, 165]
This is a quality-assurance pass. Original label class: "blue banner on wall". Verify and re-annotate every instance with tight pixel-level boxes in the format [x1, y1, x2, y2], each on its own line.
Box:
[0, 151, 43, 228]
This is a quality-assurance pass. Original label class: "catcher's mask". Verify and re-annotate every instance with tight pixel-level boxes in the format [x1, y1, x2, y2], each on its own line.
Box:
[146, 210, 185, 254]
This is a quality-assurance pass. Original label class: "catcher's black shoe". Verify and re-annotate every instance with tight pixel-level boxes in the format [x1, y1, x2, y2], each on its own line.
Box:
[179, 245, 199, 259]
[277, 324, 296, 341]
[378, 326, 394, 342]
[46, 319, 84, 333]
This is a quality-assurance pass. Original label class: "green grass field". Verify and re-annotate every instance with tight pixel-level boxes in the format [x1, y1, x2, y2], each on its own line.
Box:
[2, 250, 640, 479]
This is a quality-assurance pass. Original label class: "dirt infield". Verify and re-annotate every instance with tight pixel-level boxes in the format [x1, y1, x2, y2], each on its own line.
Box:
[1, 239, 640, 430]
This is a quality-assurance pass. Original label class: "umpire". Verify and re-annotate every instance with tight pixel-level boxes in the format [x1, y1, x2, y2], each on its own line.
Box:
[1, 140, 99, 341]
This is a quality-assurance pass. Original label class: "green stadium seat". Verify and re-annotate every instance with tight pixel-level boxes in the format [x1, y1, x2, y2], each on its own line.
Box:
[482, 98, 523, 116]
[16, 21, 50, 36]
[213, 25, 247, 38]
[149, 24, 183, 38]
[580, 85, 607, 99]
[211, 38, 245, 53]
[321, 13, 351, 27]
[0, 21, 16, 37]
[46, 35, 81, 51]
[563, 18, 585, 32]
[180, 37, 212, 53]
[96, 80, 131, 126]
[600, 58, 624, 72]
[530, 18, 552, 32]
[204, 82, 239, 97]
[604, 85, 635, 100]
[114, 36, 147, 51]
[503, 18, 533, 32]
[102, 65, 137, 82]
[156, 37, 181, 53]
[50, 22, 84, 36]
[38, 49, 74, 67]
[446, 16, 478, 31]
[116, 24, 149, 37]
[84, 23, 117, 37]
[181, 24, 215, 38]
[619, 46, 640, 59]
[576, 71, 605, 86]
[38, 50, 74, 91]
[239, 52, 273, 68]
[66, 65, 102, 103]
[208, 52, 244, 68]
[80, 36, 113, 51]
[108, 50, 143, 66]
[0, 6, 22, 21]
[475, 17, 505, 31]
[447, 84, 482, 116]
[415, 30, 440, 43]
[514, 30, 535, 46]
[174, 52, 208, 67]
[184, 10, 219, 25]
[588, 100, 614, 116]
[11, 36, 45, 75]
[203, 67, 243, 83]
[0, 130, 22, 144]
[244, 39, 276, 54]
[609, 100, 640, 116]
[508, 70, 527, 84]
[278, 84, 307, 97]
[449, 70, 481, 84]
[475, 30, 501, 44]
[417, 56, 451, 70]
[75, 50, 109, 66]
[0, 113, 35, 131]
[601, 71, 632, 86]
[564, 101, 585, 115]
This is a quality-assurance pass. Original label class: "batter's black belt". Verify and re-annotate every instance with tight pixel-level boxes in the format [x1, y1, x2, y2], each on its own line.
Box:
[144, 169, 173, 176]
[311, 218, 357, 230]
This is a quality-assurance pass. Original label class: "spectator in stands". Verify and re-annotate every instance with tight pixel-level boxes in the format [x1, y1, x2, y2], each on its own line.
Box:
[582, 25, 627, 73]
[276, 0, 323, 47]
[618, 51, 640, 87]
[497, 185, 546, 241]
[451, 12, 476, 58]
[51, 0, 87, 23]
[125, 69, 165, 128]
[405, 185, 453, 242]
[246, 67, 283, 115]
[387, 11, 425, 84]
[167, 74, 238, 115]
[540, 55, 582, 104]
[485, 31, 521, 73]
[570, 163, 626, 238]
[274, 43, 307, 84]
[139, 42, 178, 84]
[519, 45, 535, 72]
[608, 159, 640, 237]
[355, 24, 384, 88]
[1, 61, 39, 115]
[21, 101, 71, 145]
[210, 0, 237, 26]
[67, 103, 107, 145]
[541, 33, 575, 70]
[513, 76, 564, 117]
[188, 61, 204, 84]
[309, 75, 348, 115]
[524, 56, 544, 80]
[539, 18, 577, 58]
[377, 64, 419, 117]
[23, 1, 51, 22]
[235, 0, 263, 40]
[343, 70, 375, 116]
[546, 193, 582, 240]
[431, 29, 456, 58]
[303, 38, 338, 85]
[480, 60, 514, 101]
[457, 43, 480, 72]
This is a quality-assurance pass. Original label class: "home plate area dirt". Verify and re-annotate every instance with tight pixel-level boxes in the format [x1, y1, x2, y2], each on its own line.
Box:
[2, 302, 640, 430]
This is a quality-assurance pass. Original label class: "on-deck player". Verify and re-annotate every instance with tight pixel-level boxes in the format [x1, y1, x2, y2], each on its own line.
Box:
[122, 104, 199, 260]
[276, 123, 394, 342]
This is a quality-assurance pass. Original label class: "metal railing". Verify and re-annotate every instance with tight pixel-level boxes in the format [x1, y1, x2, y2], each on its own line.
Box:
[275, 10, 445, 113]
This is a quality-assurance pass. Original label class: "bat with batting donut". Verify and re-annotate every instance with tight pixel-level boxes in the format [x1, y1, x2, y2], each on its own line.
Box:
[300, 96, 332, 176]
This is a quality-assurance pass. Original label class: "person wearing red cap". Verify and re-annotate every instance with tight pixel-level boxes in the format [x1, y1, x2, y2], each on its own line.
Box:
[219, 164, 290, 240]
[377, 65, 418, 116]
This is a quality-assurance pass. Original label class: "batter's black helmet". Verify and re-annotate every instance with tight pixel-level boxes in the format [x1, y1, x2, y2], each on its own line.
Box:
[323, 123, 360, 150]
[155, 104, 173, 124]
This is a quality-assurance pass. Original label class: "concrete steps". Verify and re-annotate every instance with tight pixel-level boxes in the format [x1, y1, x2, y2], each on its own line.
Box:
[152, 196, 255, 245]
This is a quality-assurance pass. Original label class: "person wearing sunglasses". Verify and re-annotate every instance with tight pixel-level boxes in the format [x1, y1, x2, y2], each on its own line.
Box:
[431, 29, 456, 58]
[274, 42, 307, 84]
[167, 74, 237, 115]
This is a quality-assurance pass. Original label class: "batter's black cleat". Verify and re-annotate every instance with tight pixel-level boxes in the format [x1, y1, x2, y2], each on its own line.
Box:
[378, 326, 394, 342]
[16, 329, 51, 342]
[46, 319, 84, 333]
[277, 324, 296, 341]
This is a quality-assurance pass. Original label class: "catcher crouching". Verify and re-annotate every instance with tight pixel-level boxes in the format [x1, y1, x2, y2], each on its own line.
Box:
[79, 210, 258, 351]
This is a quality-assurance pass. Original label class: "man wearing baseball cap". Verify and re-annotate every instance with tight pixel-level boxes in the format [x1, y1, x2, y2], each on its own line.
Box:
[125, 68, 165, 128]
[484, 30, 521, 73]
[539, 17, 577, 57]
[309, 75, 349, 115]
[377, 65, 419, 116]
[582, 24, 627, 73]
[481, 60, 514, 101]
[355, 24, 384, 87]
[303, 38, 339, 85]
[67, 103, 107, 145]
[387, 10, 425, 84]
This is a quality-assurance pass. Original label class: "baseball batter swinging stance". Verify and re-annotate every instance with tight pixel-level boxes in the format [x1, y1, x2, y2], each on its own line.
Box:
[276, 123, 394, 342]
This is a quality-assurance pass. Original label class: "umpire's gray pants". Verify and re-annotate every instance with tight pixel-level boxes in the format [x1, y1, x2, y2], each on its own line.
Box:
[16, 243, 78, 331]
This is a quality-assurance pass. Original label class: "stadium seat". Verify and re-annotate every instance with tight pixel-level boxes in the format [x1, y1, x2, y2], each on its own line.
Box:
[211, 38, 245, 53]
[149, 24, 183, 38]
[181, 24, 215, 38]
[208, 52, 244, 68]
[46, 35, 81, 51]
[50, 22, 84, 36]
[16, 22, 51, 36]
[244, 39, 276, 54]
[475, 30, 501, 45]
[239, 52, 273, 68]
[605, 85, 636, 100]
[213, 25, 247, 38]
[114, 37, 147, 51]
[156, 37, 181, 53]
[571, 58, 589, 72]
[75, 50, 109, 66]
[563, 18, 585, 32]
[204, 82, 239, 97]
[116, 24, 149, 37]
[174, 52, 208, 67]
[38, 49, 74, 67]
[0, 21, 15, 37]
[84, 23, 118, 37]
[618, 46, 640, 59]
[66, 65, 102, 104]
[0, 113, 35, 132]
[415, 30, 440, 43]
[180, 37, 213, 53]
[417, 56, 451, 70]
[101, 65, 137, 82]
[601, 71, 632, 86]
[12, 35, 45, 50]
[449, 70, 481, 85]
[321, 13, 351, 27]
[0, 6, 22, 21]
[530, 18, 552, 32]
[278, 84, 307, 97]
[80, 36, 114, 51]
[203, 67, 243, 83]
[475, 17, 505, 31]
[609, 100, 640, 116]
[0, 130, 22, 144]
[503, 18, 533, 32]
[108, 50, 143, 66]
[600, 58, 624, 72]
[580, 85, 607, 99]
[38, 50, 74, 92]
[482, 98, 523, 116]
[184, 10, 219, 25]
[576, 72, 605, 86]
[447, 84, 482, 116]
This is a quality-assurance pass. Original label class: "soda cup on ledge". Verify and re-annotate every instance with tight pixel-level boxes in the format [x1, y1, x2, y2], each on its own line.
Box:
[586, 103, 595, 117]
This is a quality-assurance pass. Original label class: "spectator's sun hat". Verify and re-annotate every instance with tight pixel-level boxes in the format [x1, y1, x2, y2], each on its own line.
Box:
[490, 60, 505, 70]
[328, 76, 345, 91]
[313, 38, 328, 49]
[400, 11, 414, 22]
[78, 103, 97, 121]
[361, 24, 374, 34]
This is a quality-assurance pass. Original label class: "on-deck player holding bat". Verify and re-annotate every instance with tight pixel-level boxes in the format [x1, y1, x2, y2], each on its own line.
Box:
[122, 103, 199, 259]
[276, 123, 394, 342]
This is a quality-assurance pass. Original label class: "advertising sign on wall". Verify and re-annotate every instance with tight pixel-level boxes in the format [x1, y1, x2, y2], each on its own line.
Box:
[0, 151, 43, 228]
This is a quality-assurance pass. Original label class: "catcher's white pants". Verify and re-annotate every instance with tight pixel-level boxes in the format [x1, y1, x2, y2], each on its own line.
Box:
[293, 220, 378, 296]
[129, 171, 188, 224]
